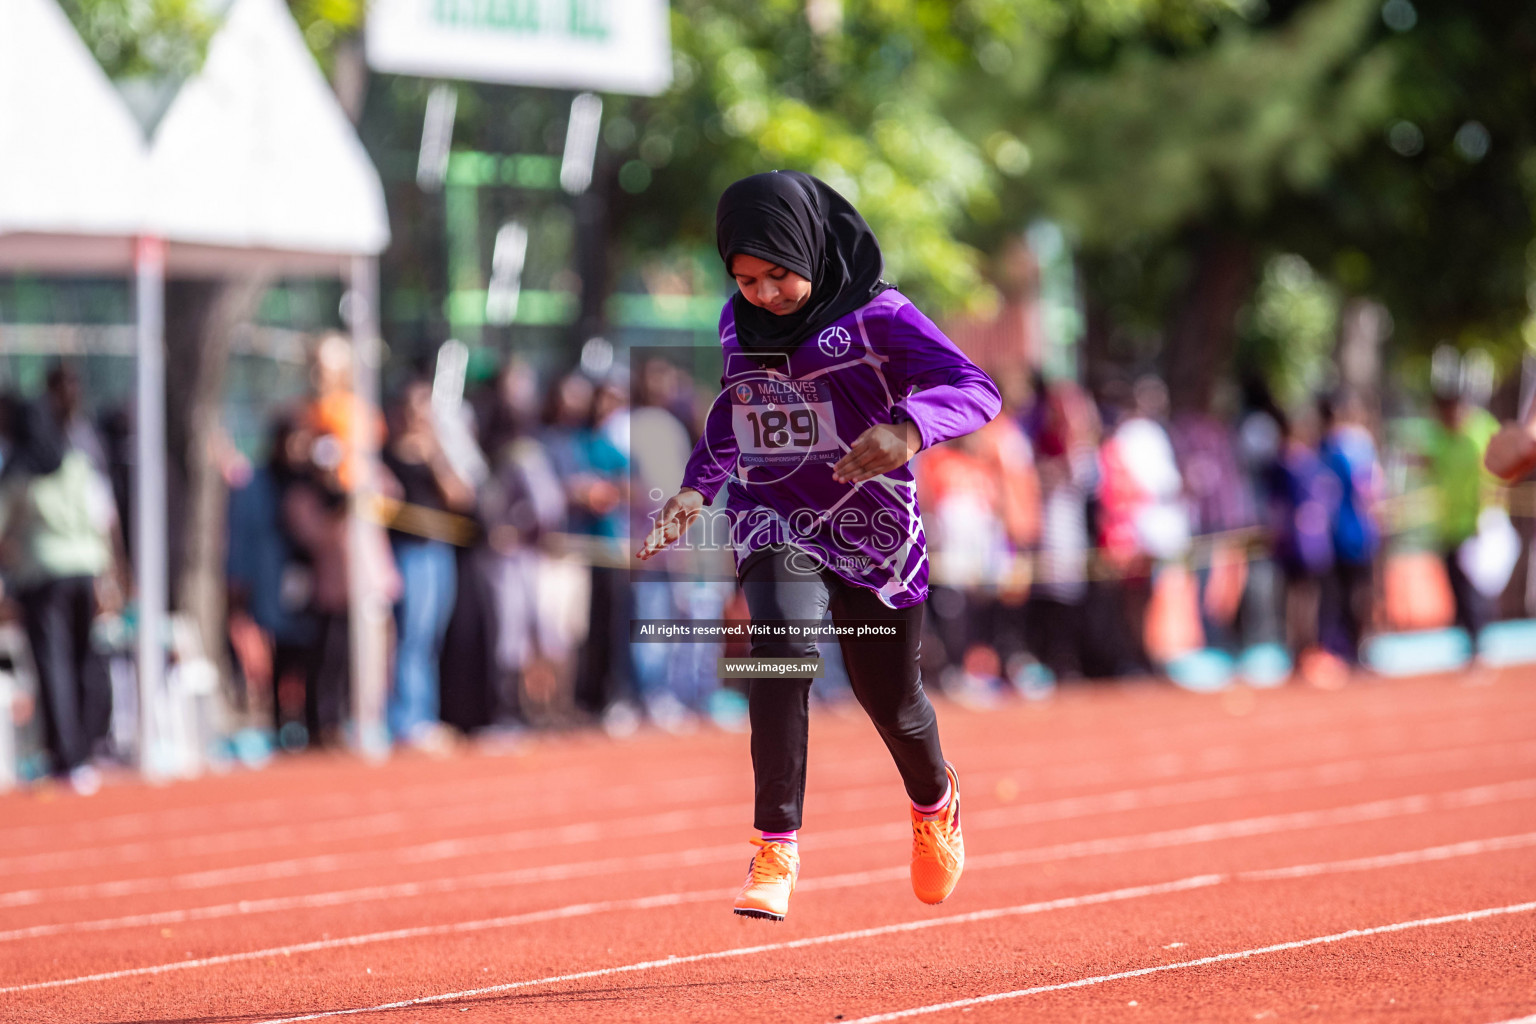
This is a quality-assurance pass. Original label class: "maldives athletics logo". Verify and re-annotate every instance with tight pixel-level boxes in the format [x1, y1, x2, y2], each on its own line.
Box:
[733, 383, 755, 404]
[817, 325, 852, 358]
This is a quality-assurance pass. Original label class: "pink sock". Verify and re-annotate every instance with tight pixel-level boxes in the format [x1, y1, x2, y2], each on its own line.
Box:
[761, 830, 798, 844]
[912, 781, 952, 816]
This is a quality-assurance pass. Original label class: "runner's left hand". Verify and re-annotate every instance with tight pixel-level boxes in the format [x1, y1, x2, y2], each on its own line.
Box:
[832, 421, 923, 484]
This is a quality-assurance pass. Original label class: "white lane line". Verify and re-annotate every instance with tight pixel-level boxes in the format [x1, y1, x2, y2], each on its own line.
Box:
[7, 771, 1532, 935]
[9, 724, 1523, 908]
[946, 778, 1536, 876]
[0, 771, 757, 875]
[6, 739, 1531, 923]
[964, 741, 1536, 835]
[0, 716, 1455, 873]
[3, 700, 1520, 878]
[838, 901, 1536, 1023]
[1239, 832, 1536, 881]
[219, 877, 1226, 1024]
[798, 778, 1536, 891]
[0, 771, 901, 878]
[0, 763, 642, 850]
[1483, 1015, 1536, 1023]
[240, 898, 1536, 1023]
[795, 826, 1536, 896]
[0, 886, 730, 995]
[8, 824, 1534, 994]
[0, 686, 1508, 852]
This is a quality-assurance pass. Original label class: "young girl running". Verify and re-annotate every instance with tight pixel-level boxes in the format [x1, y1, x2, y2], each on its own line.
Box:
[637, 170, 1001, 920]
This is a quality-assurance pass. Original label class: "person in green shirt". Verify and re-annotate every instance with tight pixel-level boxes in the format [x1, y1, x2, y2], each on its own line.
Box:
[0, 399, 116, 791]
[1423, 383, 1500, 641]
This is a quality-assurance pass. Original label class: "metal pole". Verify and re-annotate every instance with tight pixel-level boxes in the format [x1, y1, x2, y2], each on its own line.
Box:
[347, 254, 389, 760]
[133, 236, 168, 780]
[443, 165, 481, 351]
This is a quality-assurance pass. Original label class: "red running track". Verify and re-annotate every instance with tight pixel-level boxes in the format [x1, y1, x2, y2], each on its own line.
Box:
[2, 670, 1534, 1023]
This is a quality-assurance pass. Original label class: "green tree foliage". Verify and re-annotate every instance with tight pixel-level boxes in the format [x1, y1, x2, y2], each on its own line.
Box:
[1238, 253, 1342, 407]
[1000, 0, 1395, 248]
[287, 0, 363, 62]
[611, 2, 991, 313]
[607, 0, 1258, 315]
[1021, 0, 1536, 377]
[59, 0, 214, 79]
[60, 0, 1536, 379]
[61, 0, 358, 79]
[995, 0, 1399, 404]
[1270, 0, 1536, 363]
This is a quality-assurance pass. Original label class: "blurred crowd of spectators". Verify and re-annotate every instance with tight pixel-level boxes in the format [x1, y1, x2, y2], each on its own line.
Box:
[0, 338, 1521, 781]
[916, 362, 1510, 700]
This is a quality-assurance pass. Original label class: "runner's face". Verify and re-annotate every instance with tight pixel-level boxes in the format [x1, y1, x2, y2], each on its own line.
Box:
[730, 254, 812, 316]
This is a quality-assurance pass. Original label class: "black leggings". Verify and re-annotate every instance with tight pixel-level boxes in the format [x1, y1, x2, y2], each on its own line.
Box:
[21, 575, 109, 773]
[1444, 549, 1491, 642]
[740, 545, 947, 832]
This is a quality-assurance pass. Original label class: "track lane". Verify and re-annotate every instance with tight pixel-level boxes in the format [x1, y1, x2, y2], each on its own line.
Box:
[2, 672, 1531, 1024]
[834, 905, 1536, 1024]
[9, 734, 1532, 941]
[6, 774, 1534, 1004]
[4, 687, 1532, 911]
[5, 718, 1532, 954]
[8, 827, 1534, 999]
[3, 668, 1527, 847]
[14, 844, 1530, 1024]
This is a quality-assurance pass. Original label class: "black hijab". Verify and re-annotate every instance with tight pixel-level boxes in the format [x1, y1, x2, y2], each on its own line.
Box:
[716, 171, 891, 363]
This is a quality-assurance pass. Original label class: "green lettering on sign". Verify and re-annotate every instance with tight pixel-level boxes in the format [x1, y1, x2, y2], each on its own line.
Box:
[430, 0, 609, 40]
[568, 0, 608, 40]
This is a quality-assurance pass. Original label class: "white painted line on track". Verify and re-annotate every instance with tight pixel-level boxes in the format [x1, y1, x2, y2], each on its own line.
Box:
[0, 886, 729, 994]
[947, 778, 1536, 875]
[5, 714, 1507, 873]
[0, 764, 638, 850]
[236, 877, 1235, 1024]
[6, 773, 1532, 936]
[837, 901, 1536, 1022]
[1238, 833, 1536, 881]
[8, 827, 1534, 995]
[1483, 1015, 1536, 1023]
[0, 683, 1511, 852]
[793, 778, 1536, 892]
[5, 735, 1531, 913]
[226, 899, 1536, 1023]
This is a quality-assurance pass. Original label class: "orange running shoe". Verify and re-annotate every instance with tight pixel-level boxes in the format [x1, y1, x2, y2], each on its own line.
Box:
[732, 838, 800, 921]
[910, 762, 964, 904]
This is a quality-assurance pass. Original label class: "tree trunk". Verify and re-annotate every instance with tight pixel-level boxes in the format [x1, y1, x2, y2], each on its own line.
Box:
[1081, 291, 1115, 393]
[1164, 232, 1254, 415]
[330, 34, 369, 125]
[164, 276, 271, 702]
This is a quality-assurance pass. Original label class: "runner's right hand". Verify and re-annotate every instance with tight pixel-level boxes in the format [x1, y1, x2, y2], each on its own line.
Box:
[636, 488, 705, 560]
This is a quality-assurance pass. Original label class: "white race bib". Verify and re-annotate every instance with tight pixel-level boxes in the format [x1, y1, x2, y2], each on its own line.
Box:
[729, 377, 841, 466]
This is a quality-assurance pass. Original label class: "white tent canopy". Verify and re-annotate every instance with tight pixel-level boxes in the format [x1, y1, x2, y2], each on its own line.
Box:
[0, 0, 392, 778]
[0, 0, 151, 271]
[150, 0, 390, 274]
[0, 0, 390, 272]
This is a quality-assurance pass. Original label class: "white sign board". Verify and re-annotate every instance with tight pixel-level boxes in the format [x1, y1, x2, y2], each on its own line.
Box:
[367, 0, 672, 95]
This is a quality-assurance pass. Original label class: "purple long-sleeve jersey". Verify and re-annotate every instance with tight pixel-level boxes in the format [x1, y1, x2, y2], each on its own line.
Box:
[679, 289, 1002, 608]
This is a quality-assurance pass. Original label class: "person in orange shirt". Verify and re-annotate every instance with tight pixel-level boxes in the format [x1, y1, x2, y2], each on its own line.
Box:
[303, 332, 386, 495]
[284, 332, 398, 746]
